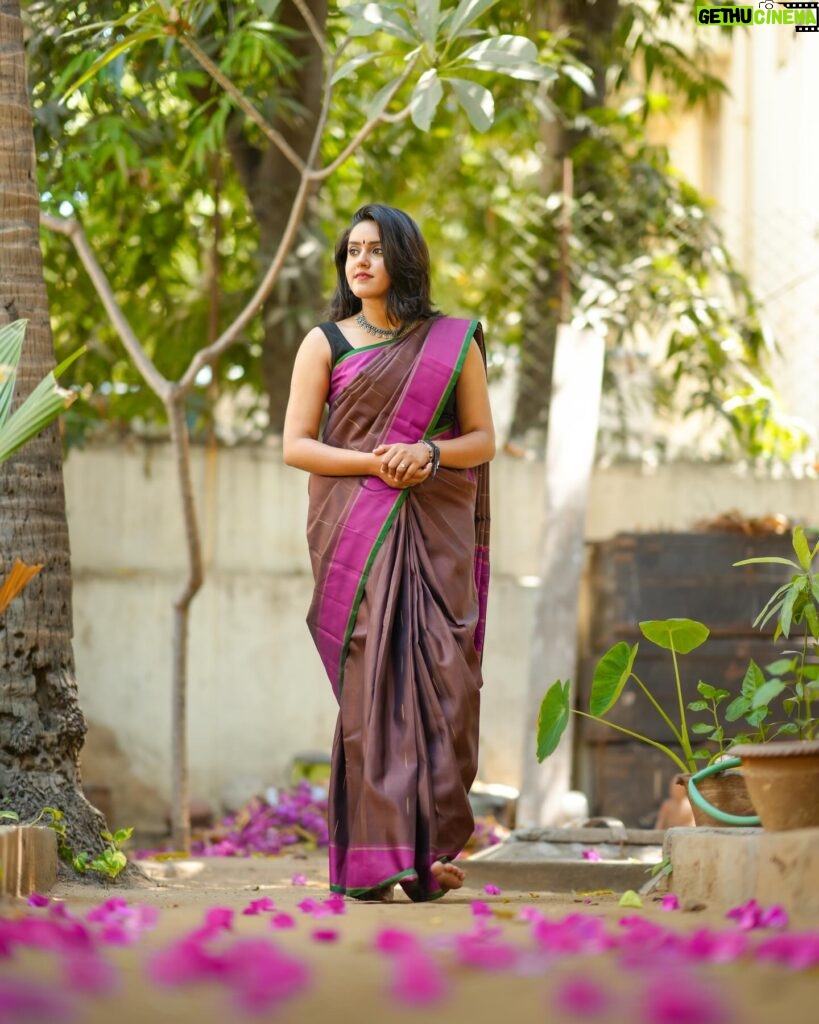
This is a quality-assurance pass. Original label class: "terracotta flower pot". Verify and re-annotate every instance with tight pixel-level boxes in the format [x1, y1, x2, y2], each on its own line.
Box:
[733, 740, 819, 831]
[685, 766, 757, 827]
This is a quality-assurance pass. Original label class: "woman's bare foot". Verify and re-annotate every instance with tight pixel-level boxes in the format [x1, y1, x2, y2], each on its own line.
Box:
[431, 860, 465, 891]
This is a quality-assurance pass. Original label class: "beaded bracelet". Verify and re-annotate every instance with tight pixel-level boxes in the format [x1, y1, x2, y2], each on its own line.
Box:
[418, 438, 441, 477]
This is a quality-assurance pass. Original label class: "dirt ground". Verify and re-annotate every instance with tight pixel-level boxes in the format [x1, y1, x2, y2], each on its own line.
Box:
[4, 849, 819, 1023]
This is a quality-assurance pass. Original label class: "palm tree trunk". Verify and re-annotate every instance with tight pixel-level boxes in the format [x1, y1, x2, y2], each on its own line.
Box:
[0, 0, 104, 854]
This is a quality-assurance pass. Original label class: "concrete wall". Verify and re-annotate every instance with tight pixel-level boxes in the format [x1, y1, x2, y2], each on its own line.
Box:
[64, 443, 819, 832]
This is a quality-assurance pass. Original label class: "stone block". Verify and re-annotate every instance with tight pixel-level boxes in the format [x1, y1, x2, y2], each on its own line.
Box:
[665, 826, 819, 916]
[0, 826, 58, 898]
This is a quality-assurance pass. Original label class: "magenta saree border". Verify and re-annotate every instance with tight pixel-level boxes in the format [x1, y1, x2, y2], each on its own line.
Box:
[312, 318, 478, 698]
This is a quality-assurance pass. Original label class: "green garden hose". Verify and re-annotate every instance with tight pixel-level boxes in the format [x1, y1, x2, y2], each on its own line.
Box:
[687, 757, 761, 826]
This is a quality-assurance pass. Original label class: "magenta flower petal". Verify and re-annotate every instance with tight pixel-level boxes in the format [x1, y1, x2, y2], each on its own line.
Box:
[26, 893, 50, 909]
[389, 951, 449, 1007]
[324, 894, 346, 915]
[726, 898, 762, 930]
[454, 931, 520, 971]
[581, 849, 602, 861]
[374, 927, 421, 956]
[755, 933, 819, 970]
[311, 928, 339, 943]
[296, 898, 321, 915]
[203, 907, 234, 932]
[63, 954, 120, 995]
[660, 894, 680, 912]
[640, 974, 730, 1024]
[221, 938, 311, 1013]
[759, 905, 789, 929]
[86, 898, 128, 923]
[242, 897, 276, 916]
[270, 914, 296, 930]
[683, 928, 748, 964]
[291, 873, 308, 886]
[147, 938, 224, 986]
[484, 884, 502, 896]
[554, 976, 613, 1017]
[470, 900, 493, 918]
[518, 906, 545, 924]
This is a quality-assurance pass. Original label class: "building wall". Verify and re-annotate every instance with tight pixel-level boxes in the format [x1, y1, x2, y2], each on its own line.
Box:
[64, 443, 819, 832]
[660, 27, 819, 447]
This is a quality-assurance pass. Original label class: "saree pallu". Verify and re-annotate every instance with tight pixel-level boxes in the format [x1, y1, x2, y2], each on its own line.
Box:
[306, 316, 490, 901]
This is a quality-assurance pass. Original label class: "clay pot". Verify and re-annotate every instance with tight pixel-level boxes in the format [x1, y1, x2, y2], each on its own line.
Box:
[733, 740, 819, 831]
[685, 768, 757, 827]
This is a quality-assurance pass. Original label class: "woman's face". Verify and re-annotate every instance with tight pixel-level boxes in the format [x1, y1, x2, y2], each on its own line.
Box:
[345, 220, 391, 304]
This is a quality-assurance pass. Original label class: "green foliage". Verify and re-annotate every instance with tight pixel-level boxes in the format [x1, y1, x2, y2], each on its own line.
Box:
[589, 641, 638, 716]
[536, 678, 571, 760]
[732, 527, 819, 740]
[0, 804, 133, 878]
[24, 1, 801, 461]
[536, 617, 765, 773]
[639, 619, 710, 655]
[538, 529, 819, 771]
[0, 320, 83, 461]
[26, 0, 563, 442]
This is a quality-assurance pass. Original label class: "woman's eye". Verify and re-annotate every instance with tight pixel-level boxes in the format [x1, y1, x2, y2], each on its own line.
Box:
[372, 247, 383, 255]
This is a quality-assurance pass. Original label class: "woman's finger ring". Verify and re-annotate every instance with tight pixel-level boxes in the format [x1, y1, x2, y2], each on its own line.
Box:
[399, 462, 407, 469]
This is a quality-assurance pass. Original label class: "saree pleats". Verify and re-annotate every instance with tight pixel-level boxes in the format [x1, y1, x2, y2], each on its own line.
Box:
[306, 318, 490, 901]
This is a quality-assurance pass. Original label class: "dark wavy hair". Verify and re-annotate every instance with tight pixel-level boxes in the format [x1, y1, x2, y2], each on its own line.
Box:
[329, 204, 438, 325]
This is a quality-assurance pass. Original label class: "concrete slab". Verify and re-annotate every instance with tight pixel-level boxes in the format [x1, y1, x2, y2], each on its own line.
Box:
[665, 826, 819, 914]
[464, 826, 664, 893]
[0, 825, 58, 897]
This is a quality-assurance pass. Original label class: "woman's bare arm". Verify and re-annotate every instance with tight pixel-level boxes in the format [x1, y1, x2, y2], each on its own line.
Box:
[282, 328, 380, 476]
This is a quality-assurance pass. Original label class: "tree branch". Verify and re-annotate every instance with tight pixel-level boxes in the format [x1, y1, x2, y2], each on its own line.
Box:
[179, 35, 306, 175]
[40, 213, 171, 401]
[291, 0, 329, 58]
[309, 52, 421, 181]
[178, 173, 314, 392]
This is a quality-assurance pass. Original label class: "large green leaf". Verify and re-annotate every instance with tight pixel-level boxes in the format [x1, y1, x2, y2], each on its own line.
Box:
[751, 678, 786, 709]
[793, 527, 812, 571]
[416, 0, 440, 44]
[447, 77, 494, 131]
[779, 580, 800, 638]
[734, 556, 800, 569]
[446, 0, 500, 39]
[0, 344, 84, 464]
[536, 680, 571, 761]
[0, 319, 27, 428]
[460, 34, 538, 66]
[639, 618, 709, 654]
[409, 68, 443, 130]
[347, 3, 417, 43]
[331, 51, 383, 84]
[589, 641, 639, 716]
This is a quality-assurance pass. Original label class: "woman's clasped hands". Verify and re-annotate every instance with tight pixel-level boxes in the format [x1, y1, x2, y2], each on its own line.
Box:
[373, 441, 432, 488]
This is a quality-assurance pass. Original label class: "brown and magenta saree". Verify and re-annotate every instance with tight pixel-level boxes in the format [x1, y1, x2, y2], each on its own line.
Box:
[305, 316, 490, 901]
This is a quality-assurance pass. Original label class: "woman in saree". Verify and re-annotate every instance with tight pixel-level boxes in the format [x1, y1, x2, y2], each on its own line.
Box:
[283, 204, 494, 902]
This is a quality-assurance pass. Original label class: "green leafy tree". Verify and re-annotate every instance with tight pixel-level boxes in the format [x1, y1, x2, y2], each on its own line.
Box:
[39, 0, 559, 849]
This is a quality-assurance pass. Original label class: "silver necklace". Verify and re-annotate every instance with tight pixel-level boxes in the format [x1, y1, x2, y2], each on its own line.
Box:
[355, 312, 400, 339]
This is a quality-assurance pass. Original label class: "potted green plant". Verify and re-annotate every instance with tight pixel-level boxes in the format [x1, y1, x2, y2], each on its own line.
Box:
[536, 617, 760, 826]
[728, 526, 819, 830]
